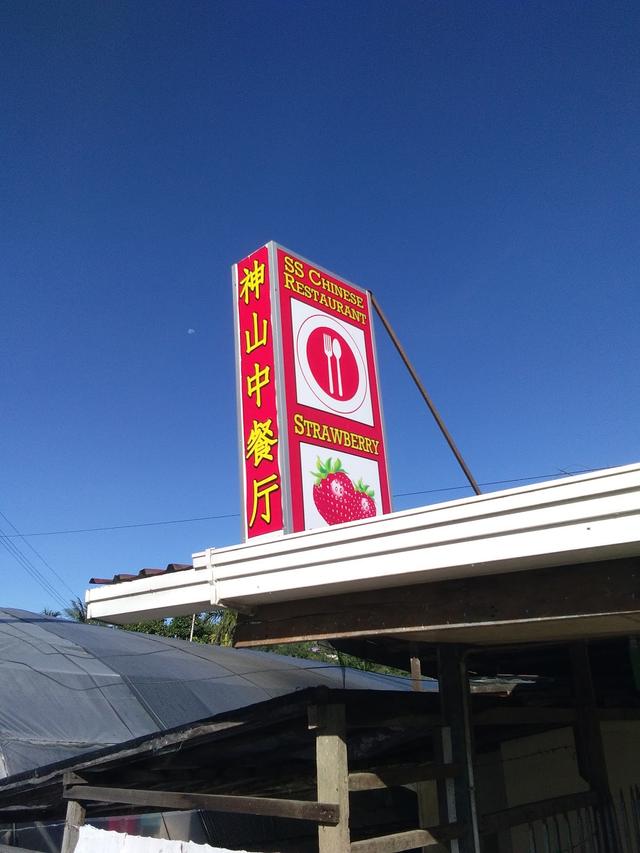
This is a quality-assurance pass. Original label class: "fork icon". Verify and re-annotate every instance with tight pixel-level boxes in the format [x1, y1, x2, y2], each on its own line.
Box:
[323, 333, 334, 394]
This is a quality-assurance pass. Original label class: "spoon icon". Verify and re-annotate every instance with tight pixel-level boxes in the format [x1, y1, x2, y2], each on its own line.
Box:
[332, 338, 343, 397]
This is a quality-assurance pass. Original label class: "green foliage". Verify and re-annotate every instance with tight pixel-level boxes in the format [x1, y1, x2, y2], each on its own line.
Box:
[59, 595, 238, 645]
[210, 608, 237, 646]
[64, 596, 88, 622]
[124, 610, 237, 646]
[124, 618, 169, 636]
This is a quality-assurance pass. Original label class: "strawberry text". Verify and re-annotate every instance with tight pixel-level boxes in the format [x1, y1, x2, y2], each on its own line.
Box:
[293, 413, 380, 456]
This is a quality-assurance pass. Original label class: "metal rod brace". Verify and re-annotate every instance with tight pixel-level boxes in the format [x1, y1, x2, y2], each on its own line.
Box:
[369, 291, 481, 496]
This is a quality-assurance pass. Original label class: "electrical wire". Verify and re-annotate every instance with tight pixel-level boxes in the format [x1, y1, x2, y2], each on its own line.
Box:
[3, 466, 600, 538]
[0, 510, 77, 598]
[4, 511, 240, 538]
[0, 529, 62, 604]
[0, 524, 68, 610]
[393, 467, 596, 498]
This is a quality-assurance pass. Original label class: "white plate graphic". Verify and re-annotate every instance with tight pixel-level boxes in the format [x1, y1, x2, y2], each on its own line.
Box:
[295, 313, 369, 416]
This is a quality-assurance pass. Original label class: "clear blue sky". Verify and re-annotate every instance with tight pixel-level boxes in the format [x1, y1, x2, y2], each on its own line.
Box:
[2, 0, 639, 612]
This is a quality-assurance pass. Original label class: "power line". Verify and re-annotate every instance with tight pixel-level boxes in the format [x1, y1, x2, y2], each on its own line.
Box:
[2, 467, 598, 539]
[393, 469, 595, 498]
[0, 510, 77, 598]
[0, 525, 68, 610]
[6, 512, 240, 538]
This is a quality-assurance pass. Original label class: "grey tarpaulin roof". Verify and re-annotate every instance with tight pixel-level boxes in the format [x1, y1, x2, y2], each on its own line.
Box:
[0, 609, 428, 780]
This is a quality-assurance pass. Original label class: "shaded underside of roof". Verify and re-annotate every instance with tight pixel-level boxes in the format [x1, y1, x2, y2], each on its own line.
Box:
[0, 686, 443, 824]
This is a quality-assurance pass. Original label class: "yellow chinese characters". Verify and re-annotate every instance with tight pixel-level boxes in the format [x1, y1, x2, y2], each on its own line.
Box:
[246, 363, 270, 408]
[244, 312, 268, 354]
[238, 254, 280, 532]
[246, 418, 277, 467]
[249, 474, 279, 527]
[239, 260, 265, 304]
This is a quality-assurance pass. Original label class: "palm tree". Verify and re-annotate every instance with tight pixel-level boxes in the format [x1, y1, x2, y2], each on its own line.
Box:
[41, 607, 60, 617]
[209, 609, 237, 646]
[64, 596, 88, 622]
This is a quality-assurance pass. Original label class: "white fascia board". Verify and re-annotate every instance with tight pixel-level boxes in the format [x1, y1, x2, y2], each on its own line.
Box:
[87, 463, 640, 622]
[206, 463, 640, 605]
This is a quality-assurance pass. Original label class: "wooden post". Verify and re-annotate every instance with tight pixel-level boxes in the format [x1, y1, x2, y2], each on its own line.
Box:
[437, 645, 482, 853]
[410, 644, 423, 692]
[570, 642, 609, 795]
[60, 798, 85, 853]
[570, 641, 618, 850]
[417, 780, 440, 853]
[412, 646, 437, 853]
[311, 702, 350, 853]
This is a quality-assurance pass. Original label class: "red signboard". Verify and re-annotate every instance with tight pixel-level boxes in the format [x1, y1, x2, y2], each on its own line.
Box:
[233, 243, 391, 540]
[233, 246, 283, 539]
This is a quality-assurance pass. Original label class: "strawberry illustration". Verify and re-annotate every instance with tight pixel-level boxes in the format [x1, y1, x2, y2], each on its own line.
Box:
[354, 478, 377, 519]
[311, 457, 359, 525]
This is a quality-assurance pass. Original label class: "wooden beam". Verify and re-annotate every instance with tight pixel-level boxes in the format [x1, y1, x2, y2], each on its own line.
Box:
[313, 703, 350, 853]
[349, 712, 442, 730]
[234, 557, 640, 646]
[416, 782, 438, 853]
[350, 828, 447, 852]
[60, 798, 85, 853]
[348, 762, 459, 791]
[63, 785, 339, 825]
[0, 716, 246, 810]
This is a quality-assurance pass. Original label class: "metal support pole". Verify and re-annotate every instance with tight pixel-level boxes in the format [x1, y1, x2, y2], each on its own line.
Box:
[369, 291, 481, 496]
[437, 645, 482, 853]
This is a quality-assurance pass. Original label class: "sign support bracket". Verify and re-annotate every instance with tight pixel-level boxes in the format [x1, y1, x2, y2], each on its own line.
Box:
[369, 291, 482, 496]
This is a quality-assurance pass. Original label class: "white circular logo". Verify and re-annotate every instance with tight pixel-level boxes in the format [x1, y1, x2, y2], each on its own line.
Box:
[295, 314, 368, 415]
